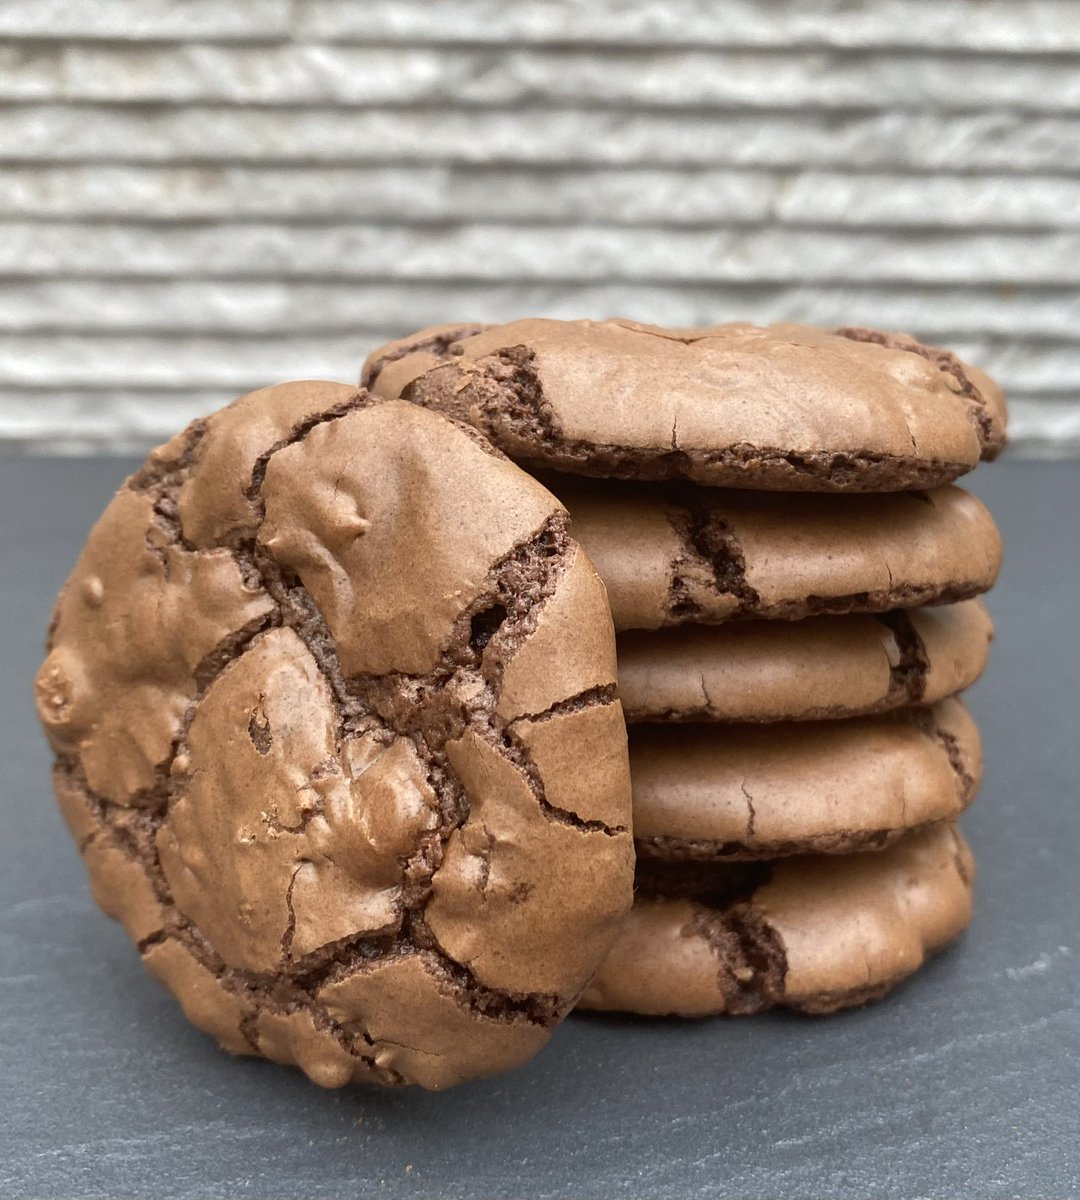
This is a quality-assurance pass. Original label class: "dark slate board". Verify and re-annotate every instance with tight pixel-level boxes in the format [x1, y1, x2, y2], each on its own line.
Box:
[1, 457, 1077, 1200]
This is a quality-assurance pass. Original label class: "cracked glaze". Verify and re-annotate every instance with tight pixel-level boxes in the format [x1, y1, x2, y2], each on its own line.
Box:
[617, 599, 993, 723]
[579, 823, 975, 1017]
[35, 382, 634, 1090]
[548, 476, 1002, 631]
[364, 318, 1006, 492]
[629, 697, 981, 861]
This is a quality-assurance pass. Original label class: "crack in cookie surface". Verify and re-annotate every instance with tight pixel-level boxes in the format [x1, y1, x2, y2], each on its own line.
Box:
[667, 495, 759, 621]
[835, 326, 999, 452]
[374, 320, 1004, 490]
[659, 493, 992, 625]
[619, 603, 986, 726]
[405, 345, 974, 491]
[625, 701, 980, 863]
[580, 824, 975, 1017]
[361, 323, 490, 389]
[37, 385, 632, 1089]
[874, 609, 931, 706]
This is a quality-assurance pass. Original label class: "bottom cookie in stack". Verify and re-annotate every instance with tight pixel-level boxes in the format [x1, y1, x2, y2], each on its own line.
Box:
[579, 823, 974, 1016]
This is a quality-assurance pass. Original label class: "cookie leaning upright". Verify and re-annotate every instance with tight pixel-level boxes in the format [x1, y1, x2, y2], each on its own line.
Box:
[34, 382, 634, 1090]
[363, 319, 1006, 491]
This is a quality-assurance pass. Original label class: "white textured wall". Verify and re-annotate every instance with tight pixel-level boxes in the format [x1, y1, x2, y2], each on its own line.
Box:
[1, 0, 1078, 453]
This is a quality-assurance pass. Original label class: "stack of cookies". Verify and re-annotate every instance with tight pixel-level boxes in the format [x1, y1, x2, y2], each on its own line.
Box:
[35, 320, 1005, 1095]
[363, 318, 1005, 1019]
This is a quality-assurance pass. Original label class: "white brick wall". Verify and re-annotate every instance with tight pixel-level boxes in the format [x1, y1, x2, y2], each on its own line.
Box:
[1, 0, 1078, 454]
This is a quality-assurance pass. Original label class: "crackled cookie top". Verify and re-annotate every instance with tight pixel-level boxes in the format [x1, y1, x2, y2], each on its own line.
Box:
[363, 319, 1006, 491]
[618, 600, 993, 723]
[36, 383, 634, 1090]
[579, 823, 975, 1017]
[630, 698, 981, 861]
[549, 477, 1001, 631]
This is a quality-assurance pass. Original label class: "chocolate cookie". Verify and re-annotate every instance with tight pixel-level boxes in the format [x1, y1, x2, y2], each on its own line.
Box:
[578, 822, 975, 1017]
[630, 698, 980, 861]
[618, 599, 992, 723]
[549, 477, 1001, 631]
[35, 382, 634, 1090]
[363, 319, 1006, 491]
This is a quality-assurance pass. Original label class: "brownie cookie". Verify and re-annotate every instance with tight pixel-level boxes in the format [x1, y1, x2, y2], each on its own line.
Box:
[549, 477, 1001, 631]
[35, 382, 634, 1090]
[578, 822, 975, 1016]
[630, 698, 980, 861]
[363, 319, 1006, 491]
[618, 599, 992, 723]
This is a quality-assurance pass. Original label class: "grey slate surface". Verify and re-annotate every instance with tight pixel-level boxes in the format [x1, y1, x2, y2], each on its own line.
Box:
[1, 456, 1077, 1200]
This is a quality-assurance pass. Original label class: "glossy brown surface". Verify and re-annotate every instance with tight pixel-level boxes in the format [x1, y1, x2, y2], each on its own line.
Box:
[35, 385, 634, 1090]
[618, 600, 993, 723]
[580, 824, 975, 1016]
[365, 319, 1006, 490]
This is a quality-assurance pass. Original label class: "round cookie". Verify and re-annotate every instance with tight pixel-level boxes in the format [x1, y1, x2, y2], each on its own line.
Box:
[550, 476, 1001, 631]
[36, 382, 634, 1091]
[363, 319, 1006, 491]
[630, 698, 981, 861]
[578, 822, 975, 1017]
[618, 599, 993, 723]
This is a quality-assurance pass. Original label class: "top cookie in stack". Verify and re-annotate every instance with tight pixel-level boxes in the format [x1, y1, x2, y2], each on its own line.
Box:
[363, 318, 1004, 1017]
[362, 318, 1005, 492]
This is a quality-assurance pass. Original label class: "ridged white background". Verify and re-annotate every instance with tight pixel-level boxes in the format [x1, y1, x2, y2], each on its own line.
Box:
[1, 0, 1078, 453]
